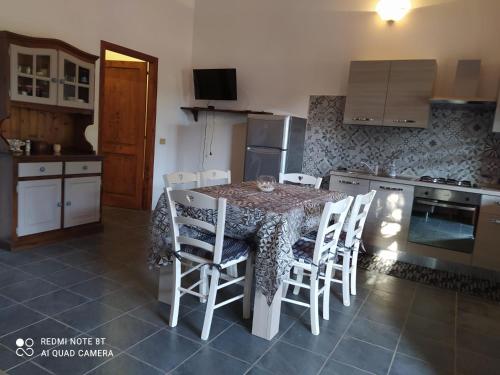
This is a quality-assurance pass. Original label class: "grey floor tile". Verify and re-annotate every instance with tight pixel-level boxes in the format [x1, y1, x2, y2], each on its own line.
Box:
[167, 309, 232, 342]
[31, 243, 78, 258]
[171, 346, 250, 375]
[397, 333, 454, 372]
[457, 308, 500, 337]
[88, 353, 162, 375]
[41, 267, 96, 287]
[257, 341, 326, 375]
[357, 301, 408, 329]
[1, 318, 79, 355]
[365, 288, 414, 310]
[22, 259, 69, 277]
[246, 366, 276, 375]
[346, 317, 401, 350]
[7, 361, 53, 375]
[77, 259, 125, 275]
[0, 295, 16, 309]
[0, 251, 46, 267]
[87, 315, 159, 351]
[68, 277, 123, 299]
[210, 324, 272, 363]
[127, 330, 201, 372]
[128, 301, 191, 328]
[33, 334, 115, 375]
[98, 286, 154, 312]
[55, 250, 101, 267]
[320, 359, 375, 375]
[372, 274, 417, 296]
[280, 319, 343, 356]
[411, 286, 456, 325]
[389, 353, 450, 375]
[456, 327, 500, 359]
[54, 300, 123, 332]
[404, 314, 454, 346]
[0, 344, 24, 371]
[0, 268, 36, 288]
[0, 278, 59, 302]
[331, 337, 393, 375]
[24, 289, 89, 316]
[0, 304, 45, 336]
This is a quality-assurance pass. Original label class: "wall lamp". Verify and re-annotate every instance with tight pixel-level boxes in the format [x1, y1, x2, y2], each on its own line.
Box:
[376, 0, 412, 22]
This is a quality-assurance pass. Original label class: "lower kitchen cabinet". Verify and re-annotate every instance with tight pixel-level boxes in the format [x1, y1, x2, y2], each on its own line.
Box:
[473, 196, 500, 271]
[17, 179, 62, 236]
[64, 176, 101, 228]
[364, 181, 414, 251]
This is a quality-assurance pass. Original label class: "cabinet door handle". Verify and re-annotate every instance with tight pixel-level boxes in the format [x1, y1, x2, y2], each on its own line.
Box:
[59, 78, 65, 84]
[392, 119, 416, 124]
[379, 186, 404, 192]
[353, 117, 375, 122]
[339, 180, 360, 185]
[39, 167, 46, 172]
[50, 78, 58, 83]
[57, 202, 62, 207]
[82, 165, 88, 171]
[66, 201, 71, 207]
[489, 219, 500, 225]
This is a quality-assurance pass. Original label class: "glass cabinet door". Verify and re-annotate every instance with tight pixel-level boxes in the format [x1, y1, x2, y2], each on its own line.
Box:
[58, 52, 94, 110]
[10, 45, 58, 105]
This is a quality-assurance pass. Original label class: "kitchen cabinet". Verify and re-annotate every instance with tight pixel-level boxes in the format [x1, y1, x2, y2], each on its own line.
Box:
[472, 195, 500, 271]
[364, 181, 414, 251]
[64, 176, 101, 228]
[493, 86, 500, 133]
[383, 60, 437, 128]
[329, 174, 370, 196]
[58, 52, 95, 110]
[343, 61, 391, 126]
[10, 45, 58, 106]
[344, 60, 437, 128]
[17, 179, 62, 236]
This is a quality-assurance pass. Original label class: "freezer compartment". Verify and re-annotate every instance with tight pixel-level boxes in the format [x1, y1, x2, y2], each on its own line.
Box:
[244, 146, 286, 181]
[246, 115, 290, 149]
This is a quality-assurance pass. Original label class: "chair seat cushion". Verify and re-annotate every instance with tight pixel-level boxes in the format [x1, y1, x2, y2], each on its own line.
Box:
[180, 233, 250, 264]
[292, 239, 316, 264]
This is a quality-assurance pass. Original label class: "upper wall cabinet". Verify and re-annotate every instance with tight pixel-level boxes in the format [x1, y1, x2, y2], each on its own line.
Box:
[344, 60, 437, 128]
[58, 52, 95, 110]
[343, 61, 391, 126]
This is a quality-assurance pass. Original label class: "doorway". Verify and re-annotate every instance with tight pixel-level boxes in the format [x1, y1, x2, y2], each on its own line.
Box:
[98, 41, 158, 210]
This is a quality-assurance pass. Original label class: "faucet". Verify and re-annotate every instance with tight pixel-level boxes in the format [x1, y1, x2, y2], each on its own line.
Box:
[360, 161, 379, 176]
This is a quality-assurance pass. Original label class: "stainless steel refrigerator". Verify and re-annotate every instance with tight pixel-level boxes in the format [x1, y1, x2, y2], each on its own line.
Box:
[244, 114, 307, 181]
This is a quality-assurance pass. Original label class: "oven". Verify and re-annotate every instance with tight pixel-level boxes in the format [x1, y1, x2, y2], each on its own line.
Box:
[408, 187, 481, 253]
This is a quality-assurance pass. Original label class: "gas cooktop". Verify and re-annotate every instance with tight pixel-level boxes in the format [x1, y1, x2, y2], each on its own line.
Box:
[419, 176, 473, 188]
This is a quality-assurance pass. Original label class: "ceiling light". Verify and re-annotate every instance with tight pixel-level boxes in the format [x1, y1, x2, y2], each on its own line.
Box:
[376, 0, 412, 22]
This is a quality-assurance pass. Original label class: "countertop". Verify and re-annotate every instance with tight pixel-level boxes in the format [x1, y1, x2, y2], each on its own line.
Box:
[11, 153, 103, 162]
[330, 170, 500, 197]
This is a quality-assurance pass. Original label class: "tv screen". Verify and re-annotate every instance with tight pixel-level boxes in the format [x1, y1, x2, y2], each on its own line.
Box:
[193, 69, 237, 100]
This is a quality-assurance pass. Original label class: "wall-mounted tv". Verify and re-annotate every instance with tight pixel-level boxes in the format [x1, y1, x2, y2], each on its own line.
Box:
[193, 68, 237, 101]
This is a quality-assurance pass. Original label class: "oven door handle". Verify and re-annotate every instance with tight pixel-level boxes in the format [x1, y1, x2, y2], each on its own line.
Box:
[415, 199, 477, 212]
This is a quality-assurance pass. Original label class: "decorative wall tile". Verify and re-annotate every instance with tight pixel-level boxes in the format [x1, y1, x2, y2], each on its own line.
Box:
[303, 96, 500, 185]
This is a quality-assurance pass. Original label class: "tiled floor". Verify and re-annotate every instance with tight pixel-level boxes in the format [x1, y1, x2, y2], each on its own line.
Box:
[0, 207, 499, 375]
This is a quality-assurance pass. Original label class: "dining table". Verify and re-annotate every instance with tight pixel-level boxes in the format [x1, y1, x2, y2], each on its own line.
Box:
[148, 181, 346, 340]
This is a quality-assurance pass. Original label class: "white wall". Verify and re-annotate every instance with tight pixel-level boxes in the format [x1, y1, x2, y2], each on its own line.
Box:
[180, 0, 500, 178]
[1, 0, 195, 205]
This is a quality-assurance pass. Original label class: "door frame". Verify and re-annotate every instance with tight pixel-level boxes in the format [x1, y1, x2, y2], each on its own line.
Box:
[98, 40, 158, 210]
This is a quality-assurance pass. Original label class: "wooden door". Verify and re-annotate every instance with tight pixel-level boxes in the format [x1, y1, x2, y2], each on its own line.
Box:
[343, 61, 391, 126]
[382, 60, 437, 128]
[100, 60, 148, 209]
[17, 179, 62, 236]
[364, 181, 414, 252]
[64, 176, 101, 228]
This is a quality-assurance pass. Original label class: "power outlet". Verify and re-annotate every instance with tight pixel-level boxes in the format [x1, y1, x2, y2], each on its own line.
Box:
[159, 138, 166, 145]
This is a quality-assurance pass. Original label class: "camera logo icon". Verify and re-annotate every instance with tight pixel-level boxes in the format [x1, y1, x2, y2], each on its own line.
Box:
[15, 338, 34, 357]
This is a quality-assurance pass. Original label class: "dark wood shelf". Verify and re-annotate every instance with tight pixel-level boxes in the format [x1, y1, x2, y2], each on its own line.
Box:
[181, 106, 273, 121]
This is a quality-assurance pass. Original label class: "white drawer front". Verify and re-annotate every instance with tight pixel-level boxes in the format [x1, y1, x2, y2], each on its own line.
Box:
[65, 161, 102, 175]
[18, 162, 63, 177]
[481, 195, 500, 215]
[329, 175, 370, 196]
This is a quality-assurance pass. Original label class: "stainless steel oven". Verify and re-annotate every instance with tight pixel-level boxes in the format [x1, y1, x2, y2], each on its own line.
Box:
[408, 187, 481, 253]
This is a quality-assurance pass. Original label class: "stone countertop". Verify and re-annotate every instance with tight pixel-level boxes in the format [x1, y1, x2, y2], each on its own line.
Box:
[330, 170, 500, 197]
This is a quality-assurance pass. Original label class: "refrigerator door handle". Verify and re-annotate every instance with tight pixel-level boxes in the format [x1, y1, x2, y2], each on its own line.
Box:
[246, 146, 284, 154]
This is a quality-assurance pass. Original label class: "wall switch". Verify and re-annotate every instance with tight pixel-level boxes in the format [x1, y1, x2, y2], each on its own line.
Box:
[159, 138, 166, 145]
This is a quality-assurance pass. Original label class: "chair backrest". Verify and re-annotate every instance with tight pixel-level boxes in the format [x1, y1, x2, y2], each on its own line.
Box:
[200, 169, 231, 187]
[344, 190, 377, 249]
[164, 171, 200, 190]
[279, 173, 322, 189]
[313, 196, 354, 264]
[166, 187, 226, 264]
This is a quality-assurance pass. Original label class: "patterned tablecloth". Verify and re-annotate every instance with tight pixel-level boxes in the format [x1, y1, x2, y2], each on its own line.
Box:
[148, 181, 345, 304]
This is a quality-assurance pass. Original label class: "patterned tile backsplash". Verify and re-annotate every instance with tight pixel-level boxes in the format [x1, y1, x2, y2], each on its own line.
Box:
[302, 95, 500, 185]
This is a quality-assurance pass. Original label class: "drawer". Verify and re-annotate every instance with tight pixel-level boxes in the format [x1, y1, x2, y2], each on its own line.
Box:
[329, 175, 370, 196]
[18, 162, 63, 177]
[65, 161, 102, 175]
[480, 195, 500, 215]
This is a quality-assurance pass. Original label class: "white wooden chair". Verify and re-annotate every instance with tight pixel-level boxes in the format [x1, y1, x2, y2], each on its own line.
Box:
[200, 169, 231, 187]
[166, 188, 254, 340]
[282, 196, 353, 335]
[279, 173, 322, 189]
[163, 171, 200, 190]
[293, 190, 376, 307]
